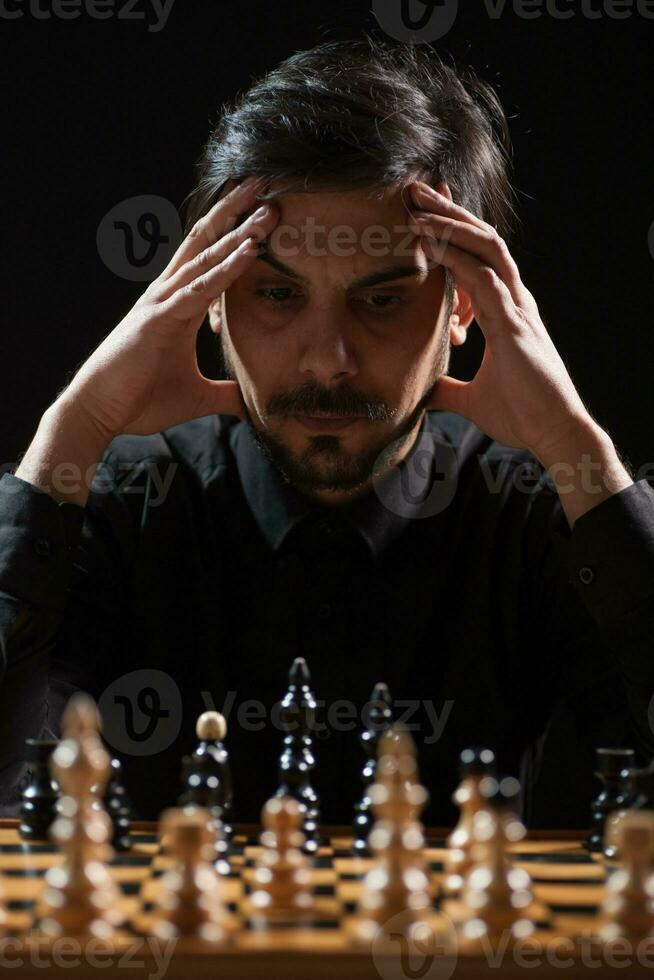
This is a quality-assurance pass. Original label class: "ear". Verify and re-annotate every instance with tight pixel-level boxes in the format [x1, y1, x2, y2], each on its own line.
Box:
[428, 181, 475, 347]
[450, 290, 474, 346]
[208, 297, 222, 335]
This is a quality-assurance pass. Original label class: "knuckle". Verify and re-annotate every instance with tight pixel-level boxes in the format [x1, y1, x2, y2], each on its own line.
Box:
[184, 277, 208, 298]
[187, 220, 208, 247]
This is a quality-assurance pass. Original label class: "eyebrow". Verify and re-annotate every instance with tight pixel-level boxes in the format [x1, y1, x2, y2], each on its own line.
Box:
[255, 248, 428, 289]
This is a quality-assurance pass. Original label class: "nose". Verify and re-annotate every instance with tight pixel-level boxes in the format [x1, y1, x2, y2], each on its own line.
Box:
[296, 304, 359, 384]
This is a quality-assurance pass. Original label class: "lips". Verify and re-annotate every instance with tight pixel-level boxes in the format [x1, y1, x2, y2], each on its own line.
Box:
[294, 415, 360, 432]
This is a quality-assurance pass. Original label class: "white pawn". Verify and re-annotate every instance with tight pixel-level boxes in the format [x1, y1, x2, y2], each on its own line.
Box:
[352, 726, 434, 947]
[151, 807, 234, 943]
[249, 796, 314, 924]
[459, 776, 535, 945]
[599, 811, 654, 943]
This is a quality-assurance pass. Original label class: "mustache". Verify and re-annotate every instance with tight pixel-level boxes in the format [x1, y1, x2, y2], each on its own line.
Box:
[266, 384, 394, 422]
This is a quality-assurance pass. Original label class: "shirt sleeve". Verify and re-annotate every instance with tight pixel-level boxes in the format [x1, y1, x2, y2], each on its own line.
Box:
[0, 463, 135, 813]
[529, 476, 654, 768]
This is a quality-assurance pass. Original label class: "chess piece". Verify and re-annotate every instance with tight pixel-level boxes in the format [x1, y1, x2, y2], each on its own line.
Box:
[34, 693, 123, 939]
[352, 725, 433, 945]
[179, 710, 233, 842]
[102, 757, 132, 853]
[443, 747, 496, 896]
[587, 748, 635, 852]
[599, 810, 654, 942]
[459, 776, 536, 945]
[151, 807, 233, 943]
[276, 657, 320, 855]
[352, 682, 393, 855]
[603, 766, 643, 863]
[19, 739, 60, 842]
[249, 796, 315, 924]
[178, 751, 230, 876]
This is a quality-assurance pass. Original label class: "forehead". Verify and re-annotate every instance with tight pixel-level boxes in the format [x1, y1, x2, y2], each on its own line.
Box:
[266, 186, 408, 227]
[253, 186, 427, 277]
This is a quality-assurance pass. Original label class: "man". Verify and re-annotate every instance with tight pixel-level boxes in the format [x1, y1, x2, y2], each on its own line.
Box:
[1, 35, 653, 827]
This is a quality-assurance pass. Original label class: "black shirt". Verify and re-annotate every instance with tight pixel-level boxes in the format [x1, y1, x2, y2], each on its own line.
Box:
[1, 410, 654, 827]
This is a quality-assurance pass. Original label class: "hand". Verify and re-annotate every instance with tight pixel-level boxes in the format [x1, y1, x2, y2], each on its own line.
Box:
[58, 177, 279, 440]
[408, 181, 596, 460]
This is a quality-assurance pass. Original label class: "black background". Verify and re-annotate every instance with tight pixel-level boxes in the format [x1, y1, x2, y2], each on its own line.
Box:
[2, 0, 653, 825]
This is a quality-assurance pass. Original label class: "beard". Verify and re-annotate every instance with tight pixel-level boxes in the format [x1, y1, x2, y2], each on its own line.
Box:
[216, 325, 450, 497]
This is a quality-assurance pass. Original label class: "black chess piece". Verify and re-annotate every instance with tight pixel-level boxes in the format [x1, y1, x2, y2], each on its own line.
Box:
[178, 751, 231, 875]
[586, 747, 636, 852]
[626, 764, 653, 810]
[179, 711, 233, 842]
[352, 682, 393, 855]
[276, 656, 320, 855]
[18, 739, 60, 842]
[103, 756, 132, 852]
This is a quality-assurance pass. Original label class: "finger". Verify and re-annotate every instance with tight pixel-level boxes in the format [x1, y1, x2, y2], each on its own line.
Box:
[409, 182, 490, 233]
[155, 176, 267, 285]
[416, 234, 520, 338]
[408, 208, 528, 308]
[156, 234, 264, 326]
[156, 203, 278, 304]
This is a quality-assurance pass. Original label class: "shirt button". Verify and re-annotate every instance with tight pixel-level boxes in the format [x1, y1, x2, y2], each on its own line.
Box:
[579, 566, 595, 585]
[317, 602, 332, 620]
[34, 538, 51, 557]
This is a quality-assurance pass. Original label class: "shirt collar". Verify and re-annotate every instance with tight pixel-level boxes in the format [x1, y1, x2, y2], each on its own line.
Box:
[229, 411, 455, 559]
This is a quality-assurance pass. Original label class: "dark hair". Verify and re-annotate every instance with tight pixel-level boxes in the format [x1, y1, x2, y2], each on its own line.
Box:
[182, 32, 518, 312]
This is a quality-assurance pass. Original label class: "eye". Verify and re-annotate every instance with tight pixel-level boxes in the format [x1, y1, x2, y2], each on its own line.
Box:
[254, 287, 300, 306]
[357, 293, 405, 313]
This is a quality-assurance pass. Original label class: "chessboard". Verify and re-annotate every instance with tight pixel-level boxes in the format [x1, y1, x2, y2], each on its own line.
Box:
[2, 819, 651, 979]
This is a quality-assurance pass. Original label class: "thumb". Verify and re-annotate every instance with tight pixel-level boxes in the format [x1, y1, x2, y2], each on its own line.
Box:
[427, 375, 470, 416]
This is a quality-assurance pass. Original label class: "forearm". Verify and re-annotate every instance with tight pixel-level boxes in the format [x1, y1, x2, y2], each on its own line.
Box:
[532, 420, 634, 529]
[14, 398, 112, 509]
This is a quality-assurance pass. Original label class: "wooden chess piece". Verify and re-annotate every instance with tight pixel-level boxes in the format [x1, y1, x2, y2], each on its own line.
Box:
[178, 751, 231, 876]
[34, 693, 123, 939]
[19, 739, 60, 842]
[599, 810, 654, 942]
[179, 710, 234, 842]
[443, 746, 496, 896]
[276, 657, 320, 855]
[249, 795, 315, 924]
[587, 748, 636, 852]
[459, 776, 536, 946]
[352, 725, 434, 946]
[150, 807, 233, 943]
[604, 766, 654, 864]
[101, 757, 132, 853]
[352, 682, 393, 855]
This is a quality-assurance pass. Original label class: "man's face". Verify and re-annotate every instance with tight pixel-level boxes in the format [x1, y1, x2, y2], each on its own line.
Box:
[209, 185, 466, 504]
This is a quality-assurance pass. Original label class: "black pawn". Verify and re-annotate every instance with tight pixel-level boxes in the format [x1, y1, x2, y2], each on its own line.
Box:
[103, 757, 132, 852]
[277, 657, 320, 855]
[352, 682, 393, 855]
[19, 739, 59, 842]
[178, 751, 230, 875]
[586, 747, 635, 852]
[181, 711, 233, 842]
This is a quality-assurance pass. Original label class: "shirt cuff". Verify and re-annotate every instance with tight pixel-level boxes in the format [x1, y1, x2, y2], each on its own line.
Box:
[567, 478, 654, 627]
[0, 472, 85, 609]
